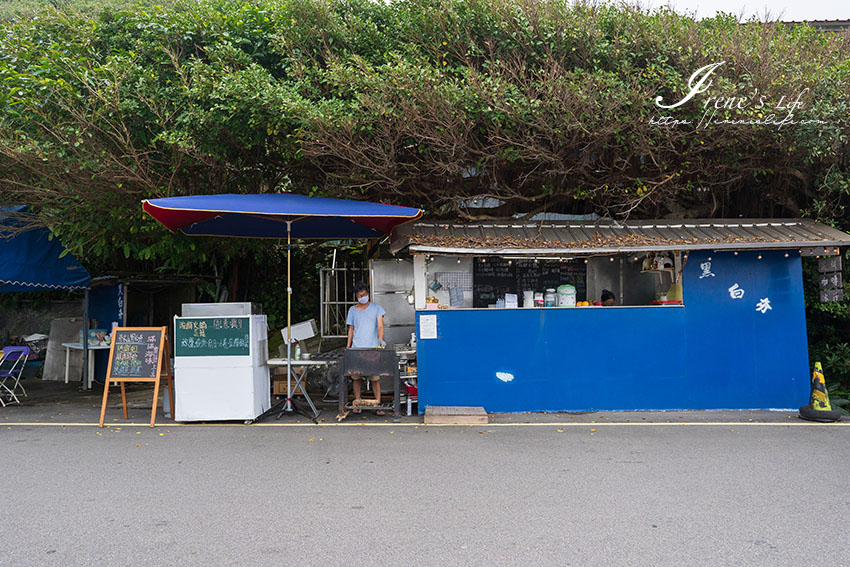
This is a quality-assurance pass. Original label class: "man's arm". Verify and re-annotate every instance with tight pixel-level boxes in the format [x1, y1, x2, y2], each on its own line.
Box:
[376, 315, 384, 343]
[346, 325, 353, 348]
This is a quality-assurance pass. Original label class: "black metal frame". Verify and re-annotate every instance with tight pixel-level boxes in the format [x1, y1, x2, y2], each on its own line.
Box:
[338, 348, 400, 418]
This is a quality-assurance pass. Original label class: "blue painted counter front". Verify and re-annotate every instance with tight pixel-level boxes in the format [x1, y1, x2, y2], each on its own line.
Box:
[415, 250, 810, 412]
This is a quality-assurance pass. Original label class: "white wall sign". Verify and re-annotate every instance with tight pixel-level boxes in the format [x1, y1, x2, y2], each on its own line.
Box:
[419, 314, 438, 339]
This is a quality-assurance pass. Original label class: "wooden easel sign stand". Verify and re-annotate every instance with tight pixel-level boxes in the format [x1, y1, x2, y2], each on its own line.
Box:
[98, 327, 174, 428]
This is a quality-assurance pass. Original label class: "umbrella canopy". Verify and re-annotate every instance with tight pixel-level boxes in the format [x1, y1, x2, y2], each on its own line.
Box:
[141, 192, 422, 421]
[0, 205, 91, 292]
[142, 193, 423, 239]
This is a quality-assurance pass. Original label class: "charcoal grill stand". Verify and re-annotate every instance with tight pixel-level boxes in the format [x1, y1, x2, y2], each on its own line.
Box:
[339, 348, 400, 419]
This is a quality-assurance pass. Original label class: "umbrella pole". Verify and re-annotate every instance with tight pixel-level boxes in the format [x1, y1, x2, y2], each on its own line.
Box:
[286, 220, 293, 412]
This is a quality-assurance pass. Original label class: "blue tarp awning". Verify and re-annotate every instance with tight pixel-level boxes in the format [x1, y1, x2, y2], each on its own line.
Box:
[0, 206, 91, 292]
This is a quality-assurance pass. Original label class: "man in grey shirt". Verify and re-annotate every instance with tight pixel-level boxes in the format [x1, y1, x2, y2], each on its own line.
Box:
[346, 283, 387, 414]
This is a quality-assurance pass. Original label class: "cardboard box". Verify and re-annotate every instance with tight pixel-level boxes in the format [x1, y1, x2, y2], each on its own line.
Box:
[272, 367, 307, 396]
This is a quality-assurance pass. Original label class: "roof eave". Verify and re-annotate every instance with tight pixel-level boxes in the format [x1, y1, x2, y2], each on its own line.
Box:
[406, 240, 846, 256]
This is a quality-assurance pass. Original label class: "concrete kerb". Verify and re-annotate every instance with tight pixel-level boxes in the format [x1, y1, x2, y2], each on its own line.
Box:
[4, 380, 847, 428]
[3, 419, 848, 428]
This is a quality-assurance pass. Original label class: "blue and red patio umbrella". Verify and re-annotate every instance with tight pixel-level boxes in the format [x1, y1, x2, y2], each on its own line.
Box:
[142, 192, 423, 416]
[142, 193, 422, 240]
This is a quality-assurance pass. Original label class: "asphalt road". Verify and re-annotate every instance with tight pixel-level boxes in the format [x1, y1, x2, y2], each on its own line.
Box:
[3, 422, 849, 566]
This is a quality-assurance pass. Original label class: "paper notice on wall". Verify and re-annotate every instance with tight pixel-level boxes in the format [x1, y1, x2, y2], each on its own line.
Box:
[449, 287, 464, 307]
[420, 314, 438, 339]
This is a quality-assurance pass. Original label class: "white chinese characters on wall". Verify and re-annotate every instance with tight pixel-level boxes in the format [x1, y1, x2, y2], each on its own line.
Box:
[705, 255, 774, 314]
[728, 283, 744, 299]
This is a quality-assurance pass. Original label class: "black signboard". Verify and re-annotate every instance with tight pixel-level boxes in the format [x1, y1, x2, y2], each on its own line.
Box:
[820, 289, 844, 303]
[817, 255, 843, 303]
[108, 328, 164, 379]
[818, 256, 842, 273]
[472, 257, 587, 308]
[100, 326, 172, 429]
[819, 271, 843, 291]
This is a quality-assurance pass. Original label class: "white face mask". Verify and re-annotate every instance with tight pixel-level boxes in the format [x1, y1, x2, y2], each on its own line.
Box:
[358, 295, 369, 304]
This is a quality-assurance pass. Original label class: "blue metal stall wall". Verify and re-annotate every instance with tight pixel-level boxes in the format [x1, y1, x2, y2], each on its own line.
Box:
[415, 250, 810, 412]
[87, 283, 125, 383]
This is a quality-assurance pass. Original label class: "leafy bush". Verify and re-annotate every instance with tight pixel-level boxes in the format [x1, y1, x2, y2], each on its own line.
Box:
[1, 0, 849, 334]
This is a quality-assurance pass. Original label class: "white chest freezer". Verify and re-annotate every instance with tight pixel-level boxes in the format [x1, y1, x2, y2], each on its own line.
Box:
[173, 313, 270, 421]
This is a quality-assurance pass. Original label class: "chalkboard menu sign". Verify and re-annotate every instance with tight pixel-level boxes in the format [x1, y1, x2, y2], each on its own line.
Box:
[100, 326, 173, 428]
[174, 316, 251, 357]
[108, 328, 164, 379]
[473, 257, 587, 308]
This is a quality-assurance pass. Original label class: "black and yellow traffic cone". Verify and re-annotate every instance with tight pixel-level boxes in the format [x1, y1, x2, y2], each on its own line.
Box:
[799, 362, 841, 422]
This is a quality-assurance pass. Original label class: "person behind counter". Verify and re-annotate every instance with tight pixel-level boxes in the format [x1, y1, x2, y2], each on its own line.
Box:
[346, 283, 387, 414]
[601, 289, 616, 306]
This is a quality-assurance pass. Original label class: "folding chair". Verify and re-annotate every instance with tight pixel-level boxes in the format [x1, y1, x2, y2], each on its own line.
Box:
[0, 346, 30, 407]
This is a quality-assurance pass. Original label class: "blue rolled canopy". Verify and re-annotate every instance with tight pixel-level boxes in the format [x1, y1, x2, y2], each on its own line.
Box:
[0, 206, 91, 292]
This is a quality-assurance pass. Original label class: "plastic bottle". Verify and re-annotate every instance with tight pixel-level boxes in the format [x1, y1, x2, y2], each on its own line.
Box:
[294, 341, 301, 359]
[544, 288, 556, 307]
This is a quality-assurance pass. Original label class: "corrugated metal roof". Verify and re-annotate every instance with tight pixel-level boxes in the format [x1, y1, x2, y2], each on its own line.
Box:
[390, 219, 850, 255]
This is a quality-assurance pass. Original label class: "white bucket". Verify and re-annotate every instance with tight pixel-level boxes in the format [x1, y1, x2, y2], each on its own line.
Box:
[557, 285, 576, 306]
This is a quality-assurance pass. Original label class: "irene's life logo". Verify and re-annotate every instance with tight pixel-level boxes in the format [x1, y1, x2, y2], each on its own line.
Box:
[651, 61, 825, 129]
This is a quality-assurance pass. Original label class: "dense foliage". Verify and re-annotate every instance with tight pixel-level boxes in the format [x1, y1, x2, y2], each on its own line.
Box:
[1, 0, 849, 383]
